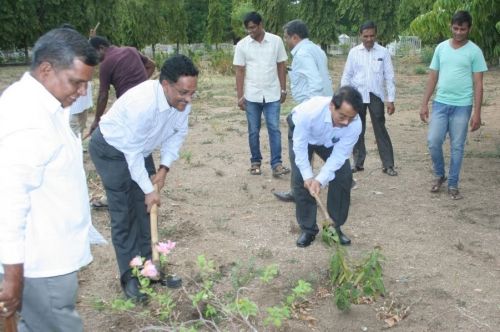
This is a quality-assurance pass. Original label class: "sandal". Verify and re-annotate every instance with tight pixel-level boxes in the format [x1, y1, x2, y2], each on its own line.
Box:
[272, 164, 290, 178]
[448, 187, 463, 200]
[250, 163, 261, 175]
[430, 176, 447, 193]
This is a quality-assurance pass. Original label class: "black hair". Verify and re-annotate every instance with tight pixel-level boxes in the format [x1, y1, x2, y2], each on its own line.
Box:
[331, 86, 363, 113]
[89, 36, 111, 49]
[60, 23, 76, 30]
[31, 28, 99, 70]
[360, 21, 377, 34]
[159, 54, 199, 83]
[283, 19, 309, 39]
[243, 12, 262, 27]
[451, 10, 472, 27]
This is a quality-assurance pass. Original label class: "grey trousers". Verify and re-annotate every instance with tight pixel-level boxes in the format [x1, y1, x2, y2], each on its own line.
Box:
[89, 127, 155, 282]
[0, 272, 82, 332]
[288, 116, 353, 235]
[352, 93, 395, 169]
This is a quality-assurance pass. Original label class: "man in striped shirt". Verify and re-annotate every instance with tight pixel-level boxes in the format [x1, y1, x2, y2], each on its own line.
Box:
[341, 21, 397, 176]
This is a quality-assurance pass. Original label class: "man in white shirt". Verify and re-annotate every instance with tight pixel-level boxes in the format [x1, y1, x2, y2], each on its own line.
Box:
[89, 55, 198, 300]
[290, 86, 362, 247]
[233, 11, 290, 177]
[341, 21, 397, 176]
[0, 28, 98, 331]
[274, 19, 334, 202]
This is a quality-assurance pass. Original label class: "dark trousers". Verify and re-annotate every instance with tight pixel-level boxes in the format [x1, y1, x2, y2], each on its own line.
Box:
[288, 115, 352, 235]
[89, 128, 155, 281]
[353, 93, 395, 168]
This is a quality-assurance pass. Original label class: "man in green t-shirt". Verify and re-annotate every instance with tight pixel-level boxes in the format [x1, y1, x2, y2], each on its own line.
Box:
[420, 10, 487, 200]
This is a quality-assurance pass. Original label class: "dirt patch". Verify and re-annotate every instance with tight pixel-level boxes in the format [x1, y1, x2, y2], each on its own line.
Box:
[1, 59, 499, 331]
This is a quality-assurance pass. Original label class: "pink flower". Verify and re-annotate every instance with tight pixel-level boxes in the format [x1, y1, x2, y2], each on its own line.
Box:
[129, 256, 143, 268]
[141, 260, 159, 278]
[156, 240, 176, 255]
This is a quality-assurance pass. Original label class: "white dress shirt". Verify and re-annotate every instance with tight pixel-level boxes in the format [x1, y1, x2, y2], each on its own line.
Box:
[290, 38, 333, 103]
[341, 43, 395, 103]
[0, 73, 92, 278]
[291, 96, 362, 186]
[99, 80, 190, 195]
[233, 32, 288, 103]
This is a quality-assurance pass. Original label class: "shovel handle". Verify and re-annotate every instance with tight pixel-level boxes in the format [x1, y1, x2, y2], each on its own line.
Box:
[4, 315, 17, 332]
[150, 184, 160, 264]
[312, 192, 336, 228]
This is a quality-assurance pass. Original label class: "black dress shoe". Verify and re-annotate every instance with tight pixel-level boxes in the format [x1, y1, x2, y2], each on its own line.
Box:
[273, 191, 295, 202]
[122, 277, 147, 301]
[335, 227, 351, 246]
[351, 165, 364, 173]
[296, 232, 316, 247]
[382, 167, 398, 176]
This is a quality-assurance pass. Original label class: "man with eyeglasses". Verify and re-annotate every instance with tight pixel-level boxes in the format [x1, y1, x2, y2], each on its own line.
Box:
[289, 86, 362, 248]
[88, 55, 198, 300]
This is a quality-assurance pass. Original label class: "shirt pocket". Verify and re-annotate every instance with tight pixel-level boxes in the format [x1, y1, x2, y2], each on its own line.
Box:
[372, 58, 383, 73]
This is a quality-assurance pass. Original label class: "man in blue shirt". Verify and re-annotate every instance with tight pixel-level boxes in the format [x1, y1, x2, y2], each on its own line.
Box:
[289, 86, 362, 247]
[420, 10, 487, 200]
[274, 19, 334, 203]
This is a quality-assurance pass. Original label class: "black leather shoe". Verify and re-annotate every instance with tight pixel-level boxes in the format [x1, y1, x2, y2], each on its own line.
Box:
[122, 277, 147, 301]
[382, 167, 398, 176]
[351, 165, 364, 173]
[273, 191, 295, 202]
[296, 232, 315, 247]
[335, 227, 351, 246]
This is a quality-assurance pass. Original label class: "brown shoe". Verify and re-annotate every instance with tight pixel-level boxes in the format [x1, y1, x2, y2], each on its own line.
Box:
[272, 164, 290, 178]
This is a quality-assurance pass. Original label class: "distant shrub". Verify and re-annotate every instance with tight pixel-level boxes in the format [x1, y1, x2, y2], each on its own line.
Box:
[209, 49, 234, 76]
[414, 65, 427, 75]
[420, 46, 435, 65]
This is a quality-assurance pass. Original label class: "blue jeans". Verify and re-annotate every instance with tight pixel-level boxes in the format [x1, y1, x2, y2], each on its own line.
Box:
[428, 101, 472, 188]
[245, 100, 282, 169]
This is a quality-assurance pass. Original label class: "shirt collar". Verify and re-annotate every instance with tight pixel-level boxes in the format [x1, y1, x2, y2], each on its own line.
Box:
[22, 72, 63, 114]
[250, 31, 269, 44]
[357, 42, 380, 51]
[323, 102, 334, 126]
[291, 38, 311, 56]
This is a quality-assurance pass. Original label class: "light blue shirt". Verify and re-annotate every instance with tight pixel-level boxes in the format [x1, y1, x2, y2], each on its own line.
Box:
[430, 40, 487, 106]
[290, 39, 333, 103]
[291, 96, 361, 186]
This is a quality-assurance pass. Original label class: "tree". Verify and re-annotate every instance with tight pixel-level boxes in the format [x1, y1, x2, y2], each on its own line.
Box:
[409, 0, 500, 62]
[185, 0, 209, 43]
[396, 0, 434, 33]
[231, 0, 255, 41]
[206, 0, 226, 48]
[299, 0, 339, 50]
[253, 0, 288, 35]
[164, 0, 188, 53]
[336, 0, 400, 45]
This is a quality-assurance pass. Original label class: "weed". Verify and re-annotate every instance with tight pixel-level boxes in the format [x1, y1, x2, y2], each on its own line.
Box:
[180, 150, 192, 164]
[414, 65, 427, 75]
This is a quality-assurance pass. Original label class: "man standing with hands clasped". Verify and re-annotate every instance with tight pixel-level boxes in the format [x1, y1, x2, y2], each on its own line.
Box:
[420, 11, 487, 200]
[289, 86, 362, 247]
[233, 11, 290, 177]
[0, 28, 98, 331]
[341, 21, 397, 176]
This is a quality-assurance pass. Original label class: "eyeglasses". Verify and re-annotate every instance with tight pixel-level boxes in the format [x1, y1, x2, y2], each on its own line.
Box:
[170, 83, 197, 99]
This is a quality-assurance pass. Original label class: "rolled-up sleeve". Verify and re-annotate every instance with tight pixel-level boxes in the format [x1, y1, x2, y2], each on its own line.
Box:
[160, 115, 188, 168]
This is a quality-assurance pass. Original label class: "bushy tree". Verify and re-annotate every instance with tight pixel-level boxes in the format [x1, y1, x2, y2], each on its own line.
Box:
[164, 0, 188, 53]
[409, 0, 500, 62]
[206, 0, 226, 47]
[231, 0, 255, 41]
[300, 0, 338, 50]
[253, 0, 288, 34]
[396, 0, 434, 33]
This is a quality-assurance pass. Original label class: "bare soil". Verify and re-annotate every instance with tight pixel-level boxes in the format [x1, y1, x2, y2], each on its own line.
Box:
[1, 57, 499, 332]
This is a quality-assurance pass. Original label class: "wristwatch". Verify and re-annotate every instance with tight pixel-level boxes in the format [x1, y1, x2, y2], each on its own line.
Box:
[281, 89, 287, 95]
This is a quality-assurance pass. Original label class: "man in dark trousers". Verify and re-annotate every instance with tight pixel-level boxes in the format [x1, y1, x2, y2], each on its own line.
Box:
[89, 55, 198, 300]
[341, 21, 397, 176]
[289, 86, 362, 247]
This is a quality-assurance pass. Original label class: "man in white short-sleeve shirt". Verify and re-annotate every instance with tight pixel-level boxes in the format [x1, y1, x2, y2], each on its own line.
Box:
[233, 11, 290, 177]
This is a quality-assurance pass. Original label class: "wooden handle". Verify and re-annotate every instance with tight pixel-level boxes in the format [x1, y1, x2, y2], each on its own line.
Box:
[4, 315, 17, 332]
[312, 192, 337, 228]
[150, 184, 160, 264]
